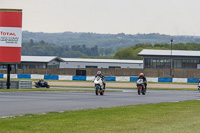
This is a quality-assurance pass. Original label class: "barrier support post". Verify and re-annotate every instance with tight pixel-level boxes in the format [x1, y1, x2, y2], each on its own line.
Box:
[6, 64, 11, 89]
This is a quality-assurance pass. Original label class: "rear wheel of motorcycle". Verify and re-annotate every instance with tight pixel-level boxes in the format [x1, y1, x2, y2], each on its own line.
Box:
[137, 87, 140, 95]
[95, 86, 99, 95]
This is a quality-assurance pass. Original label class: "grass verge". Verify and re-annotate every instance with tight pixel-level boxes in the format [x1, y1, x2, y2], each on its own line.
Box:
[0, 100, 200, 133]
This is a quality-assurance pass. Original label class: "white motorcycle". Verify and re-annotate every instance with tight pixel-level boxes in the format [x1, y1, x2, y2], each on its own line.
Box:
[198, 83, 200, 92]
[94, 76, 105, 95]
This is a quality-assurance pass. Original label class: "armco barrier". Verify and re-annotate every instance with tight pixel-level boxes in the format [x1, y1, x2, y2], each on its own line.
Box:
[116, 77, 129, 82]
[0, 81, 31, 89]
[44, 75, 59, 80]
[130, 77, 138, 82]
[105, 77, 116, 81]
[86, 76, 95, 81]
[18, 81, 32, 89]
[0, 81, 18, 89]
[18, 74, 31, 79]
[59, 75, 72, 80]
[187, 78, 199, 83]
[158, 78, 172, 82]
[146, 77, 158, 82]
[0, 74, 197, 83]
[173, 78, 187, 83]
[10, 74, 17, 79]
[73, 76, 86, 81]
[31, 74, 44, 79]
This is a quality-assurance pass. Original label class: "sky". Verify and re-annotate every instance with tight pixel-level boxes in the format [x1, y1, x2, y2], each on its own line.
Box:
[1, 0, 200, 36]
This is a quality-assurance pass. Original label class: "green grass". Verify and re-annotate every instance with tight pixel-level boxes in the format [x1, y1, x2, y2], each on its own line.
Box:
[0, 100, 200, 133]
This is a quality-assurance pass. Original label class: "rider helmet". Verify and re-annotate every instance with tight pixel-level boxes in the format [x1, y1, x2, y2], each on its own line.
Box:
[97, 71, 101, 75]
[139, 73, 144, 78]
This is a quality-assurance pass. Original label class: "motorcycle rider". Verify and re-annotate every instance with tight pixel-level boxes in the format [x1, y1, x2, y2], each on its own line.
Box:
[138, 73, 147, 89]
[198, 79, 200, 88]
[95, 71, 106, 89]
[38, 79, 44, 86]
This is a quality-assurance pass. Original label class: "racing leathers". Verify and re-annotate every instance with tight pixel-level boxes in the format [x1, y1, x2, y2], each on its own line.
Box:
[95, 74, 106, 89]
[138, 76, 147, 89]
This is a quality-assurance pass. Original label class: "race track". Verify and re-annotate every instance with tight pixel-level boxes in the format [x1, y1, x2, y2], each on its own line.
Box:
[0, 89, 200, 117]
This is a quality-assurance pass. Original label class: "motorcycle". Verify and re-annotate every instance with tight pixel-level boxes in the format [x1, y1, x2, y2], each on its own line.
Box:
[198, 85, 200, 92]
[94, 76, 105, 95]
[136, 79, 146, 95]
[34, 81, 50, 88]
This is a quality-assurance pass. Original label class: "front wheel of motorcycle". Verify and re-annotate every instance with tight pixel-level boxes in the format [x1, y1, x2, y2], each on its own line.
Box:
[100, 90, 104, 95]
[95, 86, 99, 95]
[142, 88, 146, 95]
[137, 87, 141, 95]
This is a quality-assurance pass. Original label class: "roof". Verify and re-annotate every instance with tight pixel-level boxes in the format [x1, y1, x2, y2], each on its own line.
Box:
[21, 56, 64, 63]
[61, 58, 143, 64]
[138, 49, 200, 57]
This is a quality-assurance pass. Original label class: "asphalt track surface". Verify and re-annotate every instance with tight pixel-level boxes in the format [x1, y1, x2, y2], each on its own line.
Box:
[0, 89, 200, 117]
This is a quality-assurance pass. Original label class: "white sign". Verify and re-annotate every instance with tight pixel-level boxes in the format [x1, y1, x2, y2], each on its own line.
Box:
[0, 27, 22, 47]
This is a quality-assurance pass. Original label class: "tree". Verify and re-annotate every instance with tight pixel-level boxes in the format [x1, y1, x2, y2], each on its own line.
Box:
[105, 48, 114, 56]
[113, 47, 134, 59]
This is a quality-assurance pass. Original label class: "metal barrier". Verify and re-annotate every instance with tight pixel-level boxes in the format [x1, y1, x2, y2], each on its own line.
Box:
[0, 81, 32, 89]
[18, 81, 32, 89]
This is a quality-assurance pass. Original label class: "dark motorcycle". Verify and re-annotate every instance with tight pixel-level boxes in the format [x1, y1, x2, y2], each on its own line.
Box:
[136, 79, 146, 95]
[34, 81, 50, 88]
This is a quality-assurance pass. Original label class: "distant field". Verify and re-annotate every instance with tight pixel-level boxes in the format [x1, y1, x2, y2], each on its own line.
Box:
[0, 100, 200, 133]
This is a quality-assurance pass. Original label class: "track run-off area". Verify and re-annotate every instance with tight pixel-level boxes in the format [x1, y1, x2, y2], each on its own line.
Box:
[0, 88, 200, 117]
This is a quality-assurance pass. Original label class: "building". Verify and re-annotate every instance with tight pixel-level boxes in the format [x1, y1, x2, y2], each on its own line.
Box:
[138, 49, 200, 69]
[60, 58, 143, 69]
[0, 56, 143, 69]
[0, 56, 64, 69]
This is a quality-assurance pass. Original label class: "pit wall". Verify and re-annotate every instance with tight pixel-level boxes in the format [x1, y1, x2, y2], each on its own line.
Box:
[0, 74, 199, 83]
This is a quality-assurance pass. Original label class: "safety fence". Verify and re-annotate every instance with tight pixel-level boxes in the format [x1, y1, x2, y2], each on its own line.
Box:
[0, 80, 32, 89]
[0, 74, 199, 83]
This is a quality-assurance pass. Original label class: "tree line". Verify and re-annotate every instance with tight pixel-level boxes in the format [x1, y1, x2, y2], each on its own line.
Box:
[23, 31, 200, 51]
[22, 39, 200, 60]
[22, 39, 115, 57]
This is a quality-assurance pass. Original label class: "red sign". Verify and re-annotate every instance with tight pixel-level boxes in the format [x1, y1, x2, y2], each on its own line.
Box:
[0, 9, 22, 63]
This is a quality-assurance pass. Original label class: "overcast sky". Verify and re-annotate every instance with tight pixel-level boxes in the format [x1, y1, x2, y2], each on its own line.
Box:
[1, 0, 200, 36]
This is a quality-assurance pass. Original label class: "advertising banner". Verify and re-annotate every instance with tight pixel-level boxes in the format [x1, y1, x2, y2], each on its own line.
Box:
[0, 9, 22, 63]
